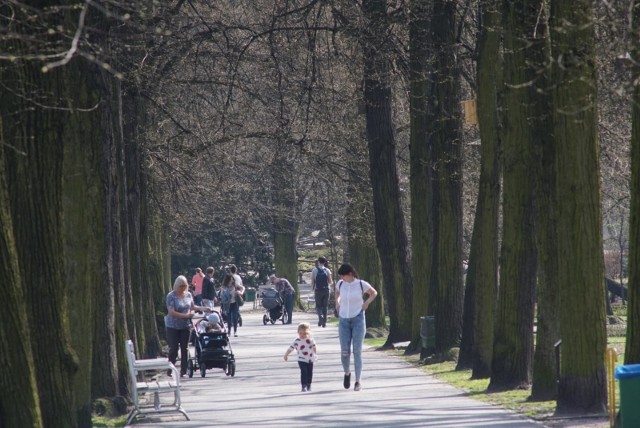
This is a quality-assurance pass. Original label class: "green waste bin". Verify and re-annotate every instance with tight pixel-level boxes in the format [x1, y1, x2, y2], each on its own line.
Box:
[615, 364, 640, 428]
[420, 316, 435, 352]
[245, 287, 257, 302]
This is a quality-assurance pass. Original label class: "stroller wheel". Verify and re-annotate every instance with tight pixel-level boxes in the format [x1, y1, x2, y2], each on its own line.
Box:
[270, 318, 276, 324]
[200, 362, 207, 378]
[282, 311, 289, 324]
[263, 314, 268, 325]
[229, 360, 236, 377]
[188, 359, 194, 378]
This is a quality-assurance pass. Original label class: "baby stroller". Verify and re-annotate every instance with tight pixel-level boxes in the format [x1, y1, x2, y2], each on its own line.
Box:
[261, 287, 289, 325]
[188, 311, 236, 378]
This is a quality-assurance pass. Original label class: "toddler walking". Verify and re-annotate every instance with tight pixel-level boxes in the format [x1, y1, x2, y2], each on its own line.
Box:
[284, 322, 317, 392]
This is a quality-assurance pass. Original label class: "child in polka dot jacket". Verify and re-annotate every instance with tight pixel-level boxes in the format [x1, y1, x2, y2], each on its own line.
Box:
[284, 322, 317, 392]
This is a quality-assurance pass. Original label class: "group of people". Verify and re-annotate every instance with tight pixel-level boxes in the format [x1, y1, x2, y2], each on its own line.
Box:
[164, 259, 378, 393]
[164, 264, 246, 377]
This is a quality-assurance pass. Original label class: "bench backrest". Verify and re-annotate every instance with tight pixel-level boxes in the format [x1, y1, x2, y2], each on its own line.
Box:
[125, 340, 139, 395]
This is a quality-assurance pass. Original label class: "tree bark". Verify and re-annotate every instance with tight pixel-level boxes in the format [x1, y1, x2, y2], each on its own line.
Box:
[550, 0, 607, 414]
[625, 0, 640, 365]
[529, 2, 560, 401]
[469, 0, 502, 379]
[428, 0, 464, 354]
[271, 154, 301, 298]
[0, 117, 44, 427]
[489, 0, 538, 391]
[4, 60, 78, 426]
[346, 175, 385, 329]
[61, 62, 105, 425]
[362, 0, 413, 345]
[408, 0, 434, 355]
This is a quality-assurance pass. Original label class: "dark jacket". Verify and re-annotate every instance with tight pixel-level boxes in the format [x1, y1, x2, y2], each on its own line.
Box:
[202, 276, 216, 300]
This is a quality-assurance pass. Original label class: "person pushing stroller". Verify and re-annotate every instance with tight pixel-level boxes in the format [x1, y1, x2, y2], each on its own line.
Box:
[270, 274, 295, 324]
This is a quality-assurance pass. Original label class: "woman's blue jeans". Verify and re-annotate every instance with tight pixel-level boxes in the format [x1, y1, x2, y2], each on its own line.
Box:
[283, 293, 294, 324]
[228, 302, 240, 333]
[339, 310, 366, 381]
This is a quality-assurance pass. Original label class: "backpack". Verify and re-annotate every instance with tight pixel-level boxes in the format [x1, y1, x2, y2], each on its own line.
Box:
[315, 267, 329, 290]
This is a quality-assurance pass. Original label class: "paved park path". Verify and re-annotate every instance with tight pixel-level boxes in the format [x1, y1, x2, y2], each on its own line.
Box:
[130, 306, 545, 427]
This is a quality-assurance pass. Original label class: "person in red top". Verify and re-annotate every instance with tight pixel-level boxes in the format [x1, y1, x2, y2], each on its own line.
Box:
[191, 268, 205, 305]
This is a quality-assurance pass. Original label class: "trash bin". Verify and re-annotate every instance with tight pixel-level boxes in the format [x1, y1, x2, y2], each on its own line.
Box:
[615, 364, 640, 428]
[420, 316, 435, 352]
[245, 287, 257, 302]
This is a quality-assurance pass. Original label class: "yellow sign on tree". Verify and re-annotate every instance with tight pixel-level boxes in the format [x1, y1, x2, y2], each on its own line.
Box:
[461, 99, 478, 125]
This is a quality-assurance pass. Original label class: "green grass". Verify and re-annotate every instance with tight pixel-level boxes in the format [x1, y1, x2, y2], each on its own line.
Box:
[364, 337, 387, 348]
[383, 335, 630, 422]
[92, 416, 127, 427]
[412, 360, 556, 420]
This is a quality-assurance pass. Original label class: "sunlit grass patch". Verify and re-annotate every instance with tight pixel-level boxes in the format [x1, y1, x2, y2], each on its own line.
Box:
[400, 357, 556, 420]
[91, 415, 127, 427]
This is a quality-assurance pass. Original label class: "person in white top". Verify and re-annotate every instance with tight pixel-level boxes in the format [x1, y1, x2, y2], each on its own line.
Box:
[335, 263, 378, 392]
[229, 264, 243, 289]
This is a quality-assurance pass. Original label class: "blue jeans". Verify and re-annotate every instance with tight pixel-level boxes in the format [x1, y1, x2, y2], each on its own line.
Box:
[339, 310, 366, 381]
[283, 293, 294, 324]
[228, 302, 240, 333]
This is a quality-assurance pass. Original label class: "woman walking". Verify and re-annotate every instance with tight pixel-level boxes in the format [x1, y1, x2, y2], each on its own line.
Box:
[165, 275, 211, 377]
[220, 274, 245, 336]
[335, 263, 378, 391]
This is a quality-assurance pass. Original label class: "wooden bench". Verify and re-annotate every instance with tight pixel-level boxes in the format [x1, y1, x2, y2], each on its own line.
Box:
[125, 340, 189, 425]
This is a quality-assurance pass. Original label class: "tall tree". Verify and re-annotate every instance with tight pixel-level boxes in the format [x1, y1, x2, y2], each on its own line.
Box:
[427, 0, 465, 354]
[409, 0, 434, 354]
[3, 54, 78, 428]
[529, 1, 560, 401]
[0, 119, 43, 427]
[625, 0, 640, 365]
[464, 0, 503, 376]
[550, 0, 607, 414]
[61, 62, 105, 424]
[489, 0, 538, 391]
[346, 169, 386, 328]
[361, 0, 413, 344]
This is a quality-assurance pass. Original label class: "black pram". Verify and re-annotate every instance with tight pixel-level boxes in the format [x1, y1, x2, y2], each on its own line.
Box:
[188, 311, 236, 378]
[261, 287, 289, 324]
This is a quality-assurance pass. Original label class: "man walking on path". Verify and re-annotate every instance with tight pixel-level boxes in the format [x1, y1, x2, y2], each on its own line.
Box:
[311, 256, 333, 327]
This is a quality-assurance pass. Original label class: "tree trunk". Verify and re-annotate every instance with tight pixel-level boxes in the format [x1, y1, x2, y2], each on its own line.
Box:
[550, 0, 607, 414]
[469, 0, 503, 380]
[428, 0, 464, 354]
[529, 4, 560, 401]
[362, 0, 413, 345]
[408, 0, 434, 354]
[346, 176, 385, 329]
[91, 72, 120, 400]
[271, 155, 300, 298]
[625, 0, 640, 366]
[0, 118, 43, 427]
[489, 0, 538, 391]
[61, 63, 105, 425]
[4, 60, 78, 426]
